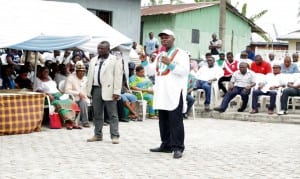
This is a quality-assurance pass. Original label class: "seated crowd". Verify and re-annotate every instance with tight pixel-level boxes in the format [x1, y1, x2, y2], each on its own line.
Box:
[189, 49, 300, 117]
[1, 45, 300, 130]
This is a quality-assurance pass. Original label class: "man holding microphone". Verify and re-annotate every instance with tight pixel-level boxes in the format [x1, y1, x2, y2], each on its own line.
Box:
[147, 29, 190, 159]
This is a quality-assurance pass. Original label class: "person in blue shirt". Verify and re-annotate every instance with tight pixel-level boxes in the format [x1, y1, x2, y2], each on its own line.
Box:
[281, 56, 299, 74]
[144, 32, 159, 56]
[1, 64, 16, 89]
[246, 46, 255, 61]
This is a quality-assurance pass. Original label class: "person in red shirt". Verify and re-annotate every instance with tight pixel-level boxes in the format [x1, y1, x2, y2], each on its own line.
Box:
[218, 52, 239, 96]
[250, 55, 272, 74]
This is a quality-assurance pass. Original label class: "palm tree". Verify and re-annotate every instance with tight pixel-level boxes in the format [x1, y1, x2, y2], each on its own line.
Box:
[194, 1, 269, 42]
[238, 3, 269, 42]
[239, 3, 268, 22]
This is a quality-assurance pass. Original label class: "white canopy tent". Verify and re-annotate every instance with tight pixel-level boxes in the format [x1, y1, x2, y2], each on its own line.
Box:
[0, 0, 132, 87]
[0, 0, 132, 51]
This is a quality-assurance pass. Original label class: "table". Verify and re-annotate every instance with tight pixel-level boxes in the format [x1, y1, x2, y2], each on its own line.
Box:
[0, 91, 45, 135]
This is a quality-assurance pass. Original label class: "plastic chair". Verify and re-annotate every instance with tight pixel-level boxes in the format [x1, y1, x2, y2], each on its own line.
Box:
[131, 89, 147, 121]
[190, 91, 196, 120]
[194, 81, 218, 109]
[257, 87, 282, 113]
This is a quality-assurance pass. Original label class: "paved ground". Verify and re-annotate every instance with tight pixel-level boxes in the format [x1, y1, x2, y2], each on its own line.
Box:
[1, 118, 300, 179]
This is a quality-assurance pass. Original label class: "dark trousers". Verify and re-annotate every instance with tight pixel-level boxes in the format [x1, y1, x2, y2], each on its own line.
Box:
[158, 93, 185, 152]
[220, 86, 250, 111]
[280, 88, 300, 110]
[252, 90, 277, 110]
[185, 93, 195, 114]
[218, 76, 232, 94]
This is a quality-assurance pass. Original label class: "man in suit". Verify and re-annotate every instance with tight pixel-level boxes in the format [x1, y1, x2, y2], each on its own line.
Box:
[86, 41, 123, 144]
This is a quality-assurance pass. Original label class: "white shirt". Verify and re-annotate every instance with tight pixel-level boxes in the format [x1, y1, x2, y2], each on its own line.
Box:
[258, 73, 285, 93]
[54, 73, 67, 87]
[129, 48, 141, 66]
[237, 58, 252, 66]
[231, 70, 256, 87]
[195, 65, 223, 81]
[144, 59, 156, 77]
[93, 58, 104, 86]
[153, 48, 189, 111]
[35, 78, 59, 94]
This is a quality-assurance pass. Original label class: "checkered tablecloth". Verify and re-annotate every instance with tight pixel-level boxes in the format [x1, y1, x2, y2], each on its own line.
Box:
[0, 91, 45, 135]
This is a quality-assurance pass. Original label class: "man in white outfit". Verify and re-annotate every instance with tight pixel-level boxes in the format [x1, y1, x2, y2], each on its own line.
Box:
[149, 29, 190, 159]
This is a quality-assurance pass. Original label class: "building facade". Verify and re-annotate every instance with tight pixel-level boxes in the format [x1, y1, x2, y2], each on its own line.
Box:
[141, 3, 264, 59]
[47, 0, 141, 43]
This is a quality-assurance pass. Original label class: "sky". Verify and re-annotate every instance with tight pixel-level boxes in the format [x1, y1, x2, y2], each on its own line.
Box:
[141, 0, 300, 42]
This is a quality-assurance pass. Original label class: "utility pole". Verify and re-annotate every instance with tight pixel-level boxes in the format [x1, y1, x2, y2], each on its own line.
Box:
[219, 0, 226, 51]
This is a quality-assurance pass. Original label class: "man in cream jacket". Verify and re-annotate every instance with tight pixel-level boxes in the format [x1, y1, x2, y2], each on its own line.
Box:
[86, 41, 123, 144]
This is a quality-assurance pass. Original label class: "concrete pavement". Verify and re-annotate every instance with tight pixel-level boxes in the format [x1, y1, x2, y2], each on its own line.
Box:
[1, 118, 300, 178]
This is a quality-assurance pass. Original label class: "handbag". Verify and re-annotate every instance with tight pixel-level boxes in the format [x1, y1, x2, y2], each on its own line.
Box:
[49, 112, 62, 129]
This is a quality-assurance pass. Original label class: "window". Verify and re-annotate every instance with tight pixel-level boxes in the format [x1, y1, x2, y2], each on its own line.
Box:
[296, 42, 300, 51]
[88, 9, 112, 25]
[191, 29, 200, 44]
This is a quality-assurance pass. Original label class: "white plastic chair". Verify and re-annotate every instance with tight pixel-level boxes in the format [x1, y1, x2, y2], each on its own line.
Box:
[194, 81, 218, 109]
[131, 89, 147, 121]
[194, 89, 205, 106]
[257, 87, 282, 113]
[190, 91, 196, 120]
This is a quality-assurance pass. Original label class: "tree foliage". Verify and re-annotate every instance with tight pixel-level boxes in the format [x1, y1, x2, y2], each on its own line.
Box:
[235, 2, 269, 42]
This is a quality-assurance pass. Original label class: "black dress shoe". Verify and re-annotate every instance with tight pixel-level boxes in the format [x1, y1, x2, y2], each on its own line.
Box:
[150, 147, 172, 153]
[173, 150, 183, 159]
[237, 108, 246, 112]
[213, 107, 224, 113]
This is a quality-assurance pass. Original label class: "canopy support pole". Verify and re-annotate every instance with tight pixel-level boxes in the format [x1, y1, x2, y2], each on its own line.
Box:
[33, 51, 38, 91]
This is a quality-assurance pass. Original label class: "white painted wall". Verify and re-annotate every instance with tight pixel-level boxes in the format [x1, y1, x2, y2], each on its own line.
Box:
[47, 0, 141, 43]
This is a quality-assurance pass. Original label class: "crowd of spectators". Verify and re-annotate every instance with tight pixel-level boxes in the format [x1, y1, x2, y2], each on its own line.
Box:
[1, 32, 300, 129]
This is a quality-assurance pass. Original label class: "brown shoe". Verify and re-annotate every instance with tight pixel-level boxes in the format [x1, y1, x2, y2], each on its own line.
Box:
[250, 110, 258, 114]
[87, 136, 103, 142]
[112, 137, 119, 144]
[268, 110, 274, 115]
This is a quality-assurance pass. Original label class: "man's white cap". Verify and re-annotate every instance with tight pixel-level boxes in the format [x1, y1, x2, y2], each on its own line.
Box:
[75, 61, 86, 71]
[158, 29, 175, 37]
[272, 60, 281, 67]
